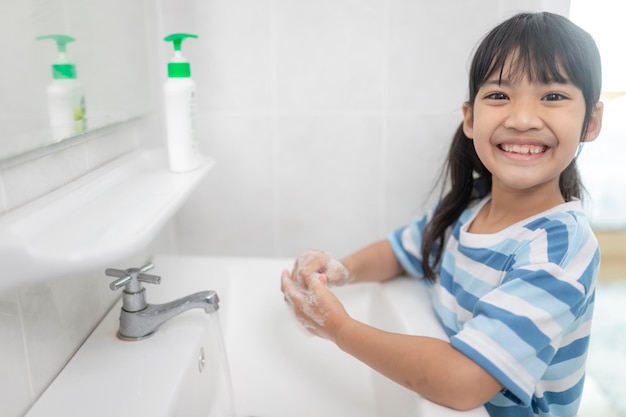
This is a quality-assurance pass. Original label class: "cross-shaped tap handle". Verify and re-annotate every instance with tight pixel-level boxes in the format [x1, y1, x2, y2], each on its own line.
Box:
[106, 263, 161, 292]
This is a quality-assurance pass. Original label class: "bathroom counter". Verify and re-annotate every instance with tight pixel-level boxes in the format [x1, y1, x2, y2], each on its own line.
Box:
[26, 255, 448, 417]
[25, 255, 611, 417]
[0, 149, 212, 291]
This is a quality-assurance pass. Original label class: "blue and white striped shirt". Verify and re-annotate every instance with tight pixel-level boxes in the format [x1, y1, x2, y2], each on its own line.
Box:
[388, 196, 599, 417]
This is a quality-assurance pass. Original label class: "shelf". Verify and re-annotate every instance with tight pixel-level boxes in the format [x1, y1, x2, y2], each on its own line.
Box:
[0, 149, 213, 291]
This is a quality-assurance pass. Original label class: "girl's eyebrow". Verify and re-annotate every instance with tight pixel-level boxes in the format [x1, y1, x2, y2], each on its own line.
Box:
[483, 79, 511, 87]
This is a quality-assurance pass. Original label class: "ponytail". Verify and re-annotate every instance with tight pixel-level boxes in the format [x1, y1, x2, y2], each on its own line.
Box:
[420, 123, 490, 281]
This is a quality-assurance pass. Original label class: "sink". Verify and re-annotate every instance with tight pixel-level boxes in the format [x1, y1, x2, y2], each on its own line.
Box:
[25, 255, 490, 417]
[221, 258, 380, 417]
[154, 255, 489, 417]
[369, 276, 489, 417]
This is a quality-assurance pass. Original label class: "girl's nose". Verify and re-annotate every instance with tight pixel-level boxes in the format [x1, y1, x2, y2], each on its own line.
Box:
[503, 98, 544, 131]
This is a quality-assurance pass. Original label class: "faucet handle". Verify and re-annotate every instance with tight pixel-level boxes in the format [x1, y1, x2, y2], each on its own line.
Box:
[106, 262, 161, 291]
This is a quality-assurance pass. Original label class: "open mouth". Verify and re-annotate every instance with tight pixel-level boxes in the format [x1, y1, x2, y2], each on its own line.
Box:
[498, 143, 548, 155]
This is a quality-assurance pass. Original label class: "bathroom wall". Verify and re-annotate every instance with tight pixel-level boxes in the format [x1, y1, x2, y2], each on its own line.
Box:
[159, 0, 570, 259]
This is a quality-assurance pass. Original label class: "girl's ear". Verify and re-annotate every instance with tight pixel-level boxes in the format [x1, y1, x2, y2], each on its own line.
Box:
[462, 102, 474, 139]
[583, 102, 604, 143]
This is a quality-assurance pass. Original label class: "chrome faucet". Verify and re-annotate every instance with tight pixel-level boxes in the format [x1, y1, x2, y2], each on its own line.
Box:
[106, 263, 219, 341]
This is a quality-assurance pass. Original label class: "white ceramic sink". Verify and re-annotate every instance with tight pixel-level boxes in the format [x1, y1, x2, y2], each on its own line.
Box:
[25, 255, 489, 417]
[154, 255, 489, 417]
[219, 256, 618, 417]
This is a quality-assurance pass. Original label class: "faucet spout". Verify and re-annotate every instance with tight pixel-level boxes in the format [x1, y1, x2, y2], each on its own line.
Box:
[118, 290, 219, 341]
[106, 263, 220, 341]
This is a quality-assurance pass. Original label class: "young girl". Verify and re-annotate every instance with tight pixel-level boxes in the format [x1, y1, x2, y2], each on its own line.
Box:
[281, 11, 604, 417]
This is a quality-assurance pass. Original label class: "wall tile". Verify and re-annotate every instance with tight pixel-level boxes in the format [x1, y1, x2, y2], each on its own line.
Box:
[175, 112, 275, 256]
[275, 113, 383, 257]
[384, 111, 461, 231]
[158, 0, 272, 112]
[0, 173, 7, 215]
[0, 119, 141, 213]
[273, 0, 385, 111]
[0, 290, 31, 417]
[67, 0, 155, 120]
[387, 0, 498, 113]
[84, 122, 137, 168]
[1, 143, 90, 211]
[19, 274, 104, 397]
[1, 0, 51, 155]
[198, 0, 272, 112]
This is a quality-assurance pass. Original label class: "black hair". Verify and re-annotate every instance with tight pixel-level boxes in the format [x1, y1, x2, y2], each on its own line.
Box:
[420, 12, 602, 281]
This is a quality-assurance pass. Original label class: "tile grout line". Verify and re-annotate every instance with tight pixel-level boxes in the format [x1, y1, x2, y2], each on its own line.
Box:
[269, 0, 281, 257]
[379, 0, 390, 236]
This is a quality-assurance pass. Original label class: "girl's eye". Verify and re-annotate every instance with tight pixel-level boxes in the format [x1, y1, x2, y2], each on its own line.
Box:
[485, 92, 508, 100]
[543, 92, 566, 101]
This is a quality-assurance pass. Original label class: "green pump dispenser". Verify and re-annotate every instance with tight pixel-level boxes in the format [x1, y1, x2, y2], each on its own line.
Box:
[36, 34, 87, 141]
[36, 34, 78, 80]
[163, 33, 198, 78]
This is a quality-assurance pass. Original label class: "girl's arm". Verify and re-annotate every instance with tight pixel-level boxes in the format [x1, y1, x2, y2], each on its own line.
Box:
[334, 315, 503, 410]
[281, 266, 503, 411]
[291, 240, 405, 287]
[341, 239, 406, 284]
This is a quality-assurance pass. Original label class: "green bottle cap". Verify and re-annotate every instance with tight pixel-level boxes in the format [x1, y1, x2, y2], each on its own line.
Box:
[164, 33, 198, 78]
[37, 34, 77, 80]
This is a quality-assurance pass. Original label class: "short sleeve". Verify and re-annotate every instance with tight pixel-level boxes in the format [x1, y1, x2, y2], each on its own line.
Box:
[449, 214, 599, 406]
[387, 208, 434, 278]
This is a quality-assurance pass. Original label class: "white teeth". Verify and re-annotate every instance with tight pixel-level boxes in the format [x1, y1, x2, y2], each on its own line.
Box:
[500, 144, 546, 154]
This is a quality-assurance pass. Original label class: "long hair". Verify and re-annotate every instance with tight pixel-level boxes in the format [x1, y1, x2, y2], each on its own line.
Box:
[420, 12, 602, 281]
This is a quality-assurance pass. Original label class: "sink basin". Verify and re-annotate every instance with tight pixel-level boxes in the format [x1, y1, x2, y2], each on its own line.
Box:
[369, 276, 489, 417]
[153, 255, 489, 417]
[221, 258, 380, 417]
[25, 255, 488, 417]
[214, 260, 487, 417]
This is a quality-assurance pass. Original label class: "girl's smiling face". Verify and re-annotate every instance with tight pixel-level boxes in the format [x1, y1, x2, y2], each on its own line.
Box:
[462, 60, 603, 199]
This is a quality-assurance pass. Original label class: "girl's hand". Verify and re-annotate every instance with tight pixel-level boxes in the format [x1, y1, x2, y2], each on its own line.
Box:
[291, 249, 352, 288]
[281, 268, 349, 341]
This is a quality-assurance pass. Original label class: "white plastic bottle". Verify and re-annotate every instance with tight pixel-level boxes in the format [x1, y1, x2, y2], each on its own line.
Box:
[37, 35, 87, 142]
[163, 33, 200, 173]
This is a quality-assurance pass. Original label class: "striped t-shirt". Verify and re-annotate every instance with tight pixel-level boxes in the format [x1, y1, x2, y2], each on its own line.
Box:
[388, 196, 599, 417]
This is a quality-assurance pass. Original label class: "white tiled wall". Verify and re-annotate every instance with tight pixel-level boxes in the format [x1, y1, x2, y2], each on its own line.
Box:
[165, 0, 570, 258]
[0, 122, 137, 214]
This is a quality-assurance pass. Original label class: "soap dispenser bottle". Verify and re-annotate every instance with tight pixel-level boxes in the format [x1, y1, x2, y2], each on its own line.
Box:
[37, 34, 87, 142]
[163, 33, 200, 173]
